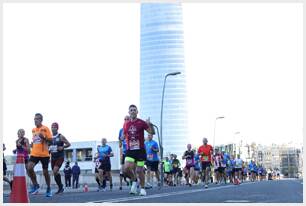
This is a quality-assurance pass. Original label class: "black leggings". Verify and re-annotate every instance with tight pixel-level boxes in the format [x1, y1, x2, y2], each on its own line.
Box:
[72, 175, 79, 188]
[65, 175, 71, 187]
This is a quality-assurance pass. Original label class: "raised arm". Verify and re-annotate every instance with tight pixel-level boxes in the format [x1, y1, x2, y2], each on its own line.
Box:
[145, 117, 155, 135]
[58, 135, 71, 151]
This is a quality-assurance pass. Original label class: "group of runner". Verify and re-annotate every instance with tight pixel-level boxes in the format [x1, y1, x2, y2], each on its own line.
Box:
[4, 104, 279, 198]
[135, 136, 276, 190]
[156, 145, 276, 188]
[3, 113, 71, 197]
[91, 104, 155, 196]
[4, 105, 154, 197]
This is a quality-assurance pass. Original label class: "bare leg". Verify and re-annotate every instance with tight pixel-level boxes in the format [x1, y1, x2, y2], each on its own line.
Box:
[155, 170, 160, 182]
[107, 171, 113, 187]
[124, 162, 137, 182]
[136, 166, 145, 188]
[146, 169, 151, 185]
[43, 168, 51, 188]
[27, 161, 38, 186]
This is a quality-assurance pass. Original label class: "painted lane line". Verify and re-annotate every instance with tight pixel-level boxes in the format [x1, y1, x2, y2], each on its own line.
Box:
[224, 200, 251, 203]
[88, 181, 256, 203]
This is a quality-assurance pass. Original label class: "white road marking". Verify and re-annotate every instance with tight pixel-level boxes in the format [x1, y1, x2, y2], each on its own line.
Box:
[224, 200, 250, 203]
[88, 181, 255, 203]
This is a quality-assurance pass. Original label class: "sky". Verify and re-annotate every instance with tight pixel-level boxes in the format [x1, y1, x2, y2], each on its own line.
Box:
[3, 3, 303, 154]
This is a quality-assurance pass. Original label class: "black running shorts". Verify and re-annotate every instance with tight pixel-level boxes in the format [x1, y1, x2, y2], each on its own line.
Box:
[29, 156, 50, 169]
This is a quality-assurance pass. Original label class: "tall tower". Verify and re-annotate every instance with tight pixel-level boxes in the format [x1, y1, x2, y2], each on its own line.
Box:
[140, 3, 188, 158]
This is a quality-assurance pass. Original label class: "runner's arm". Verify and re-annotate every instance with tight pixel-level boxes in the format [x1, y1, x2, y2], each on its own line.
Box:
[145, 117, 155, 135]
[210, 146, 214, 161]
[182, 151, 186, 159]
[108, 151, 114, 157]
[152, 142, 159, 152]
[59, 135, 71, 151]
[24, 138, 31, 153]
[39, 127, 53, 143]
[109, 147, 114, 157]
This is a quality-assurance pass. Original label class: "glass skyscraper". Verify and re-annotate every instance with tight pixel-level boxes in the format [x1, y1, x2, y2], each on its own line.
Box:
[140, 3, 189, 157]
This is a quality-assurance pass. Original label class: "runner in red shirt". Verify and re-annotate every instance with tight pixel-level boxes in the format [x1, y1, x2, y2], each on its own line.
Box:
[123, 104, 155, 196]
[198, 137, 213, 188]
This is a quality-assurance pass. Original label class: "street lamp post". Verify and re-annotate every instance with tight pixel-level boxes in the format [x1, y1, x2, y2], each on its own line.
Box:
[213, 116, 224, 153]
[152, 124, 161, 153]
[233, 132, 240, 157]
[160, 71, 181, 187]
[151, 124, 167, 188]
[287, 148, 290, 178]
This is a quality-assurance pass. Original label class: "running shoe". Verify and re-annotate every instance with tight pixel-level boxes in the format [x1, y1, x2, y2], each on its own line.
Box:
[139, 188, 146, 196]
[28, 185, 35, 194]
[129, 182, 137, 195]
[45, 187, 52, 197]
[55, 186, 64, 194]
[30, 184, 40, 195]
[100, 186, 106, 192]
[145, 183, 152, 189]
[205, 184, 208, 189]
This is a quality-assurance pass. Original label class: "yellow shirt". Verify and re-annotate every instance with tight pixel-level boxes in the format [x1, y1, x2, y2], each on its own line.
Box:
[30, 125, 52, 157]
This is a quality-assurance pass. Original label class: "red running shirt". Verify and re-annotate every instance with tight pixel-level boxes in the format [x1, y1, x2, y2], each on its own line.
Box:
[123, 118, 149, 151]
[198, 144, 213, 162]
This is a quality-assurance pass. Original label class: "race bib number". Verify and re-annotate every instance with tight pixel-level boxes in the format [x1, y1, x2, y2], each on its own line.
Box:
[186, 159, 193, 166]
[49, 145, 58, 153]
[32, 135, 42, 144]
[95, 161, 101, 169]
[147, 154, 154, 160]
[129, 139, 140, 150]
[203, 155, 209, 161]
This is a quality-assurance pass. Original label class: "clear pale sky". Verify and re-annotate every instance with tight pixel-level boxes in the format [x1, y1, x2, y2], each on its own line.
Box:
[3, 3, 303, 154]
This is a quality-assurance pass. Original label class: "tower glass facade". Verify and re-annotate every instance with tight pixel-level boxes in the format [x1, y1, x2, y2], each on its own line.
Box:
[140, 3, 189, 158]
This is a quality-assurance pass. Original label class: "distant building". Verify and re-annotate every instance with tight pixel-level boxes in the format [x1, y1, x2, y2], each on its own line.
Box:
[215, 141, 302, 178]
[232, 142, 302, 178]
[256, 144, 281, 170]
[279, 144, 302, 178]
[140, 3, 189, 157]
[215, 144, 235, 156]
[215, 140, 255, 163]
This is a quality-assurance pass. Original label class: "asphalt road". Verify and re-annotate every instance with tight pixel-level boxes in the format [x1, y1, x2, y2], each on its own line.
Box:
[3, 179, 303, 203]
